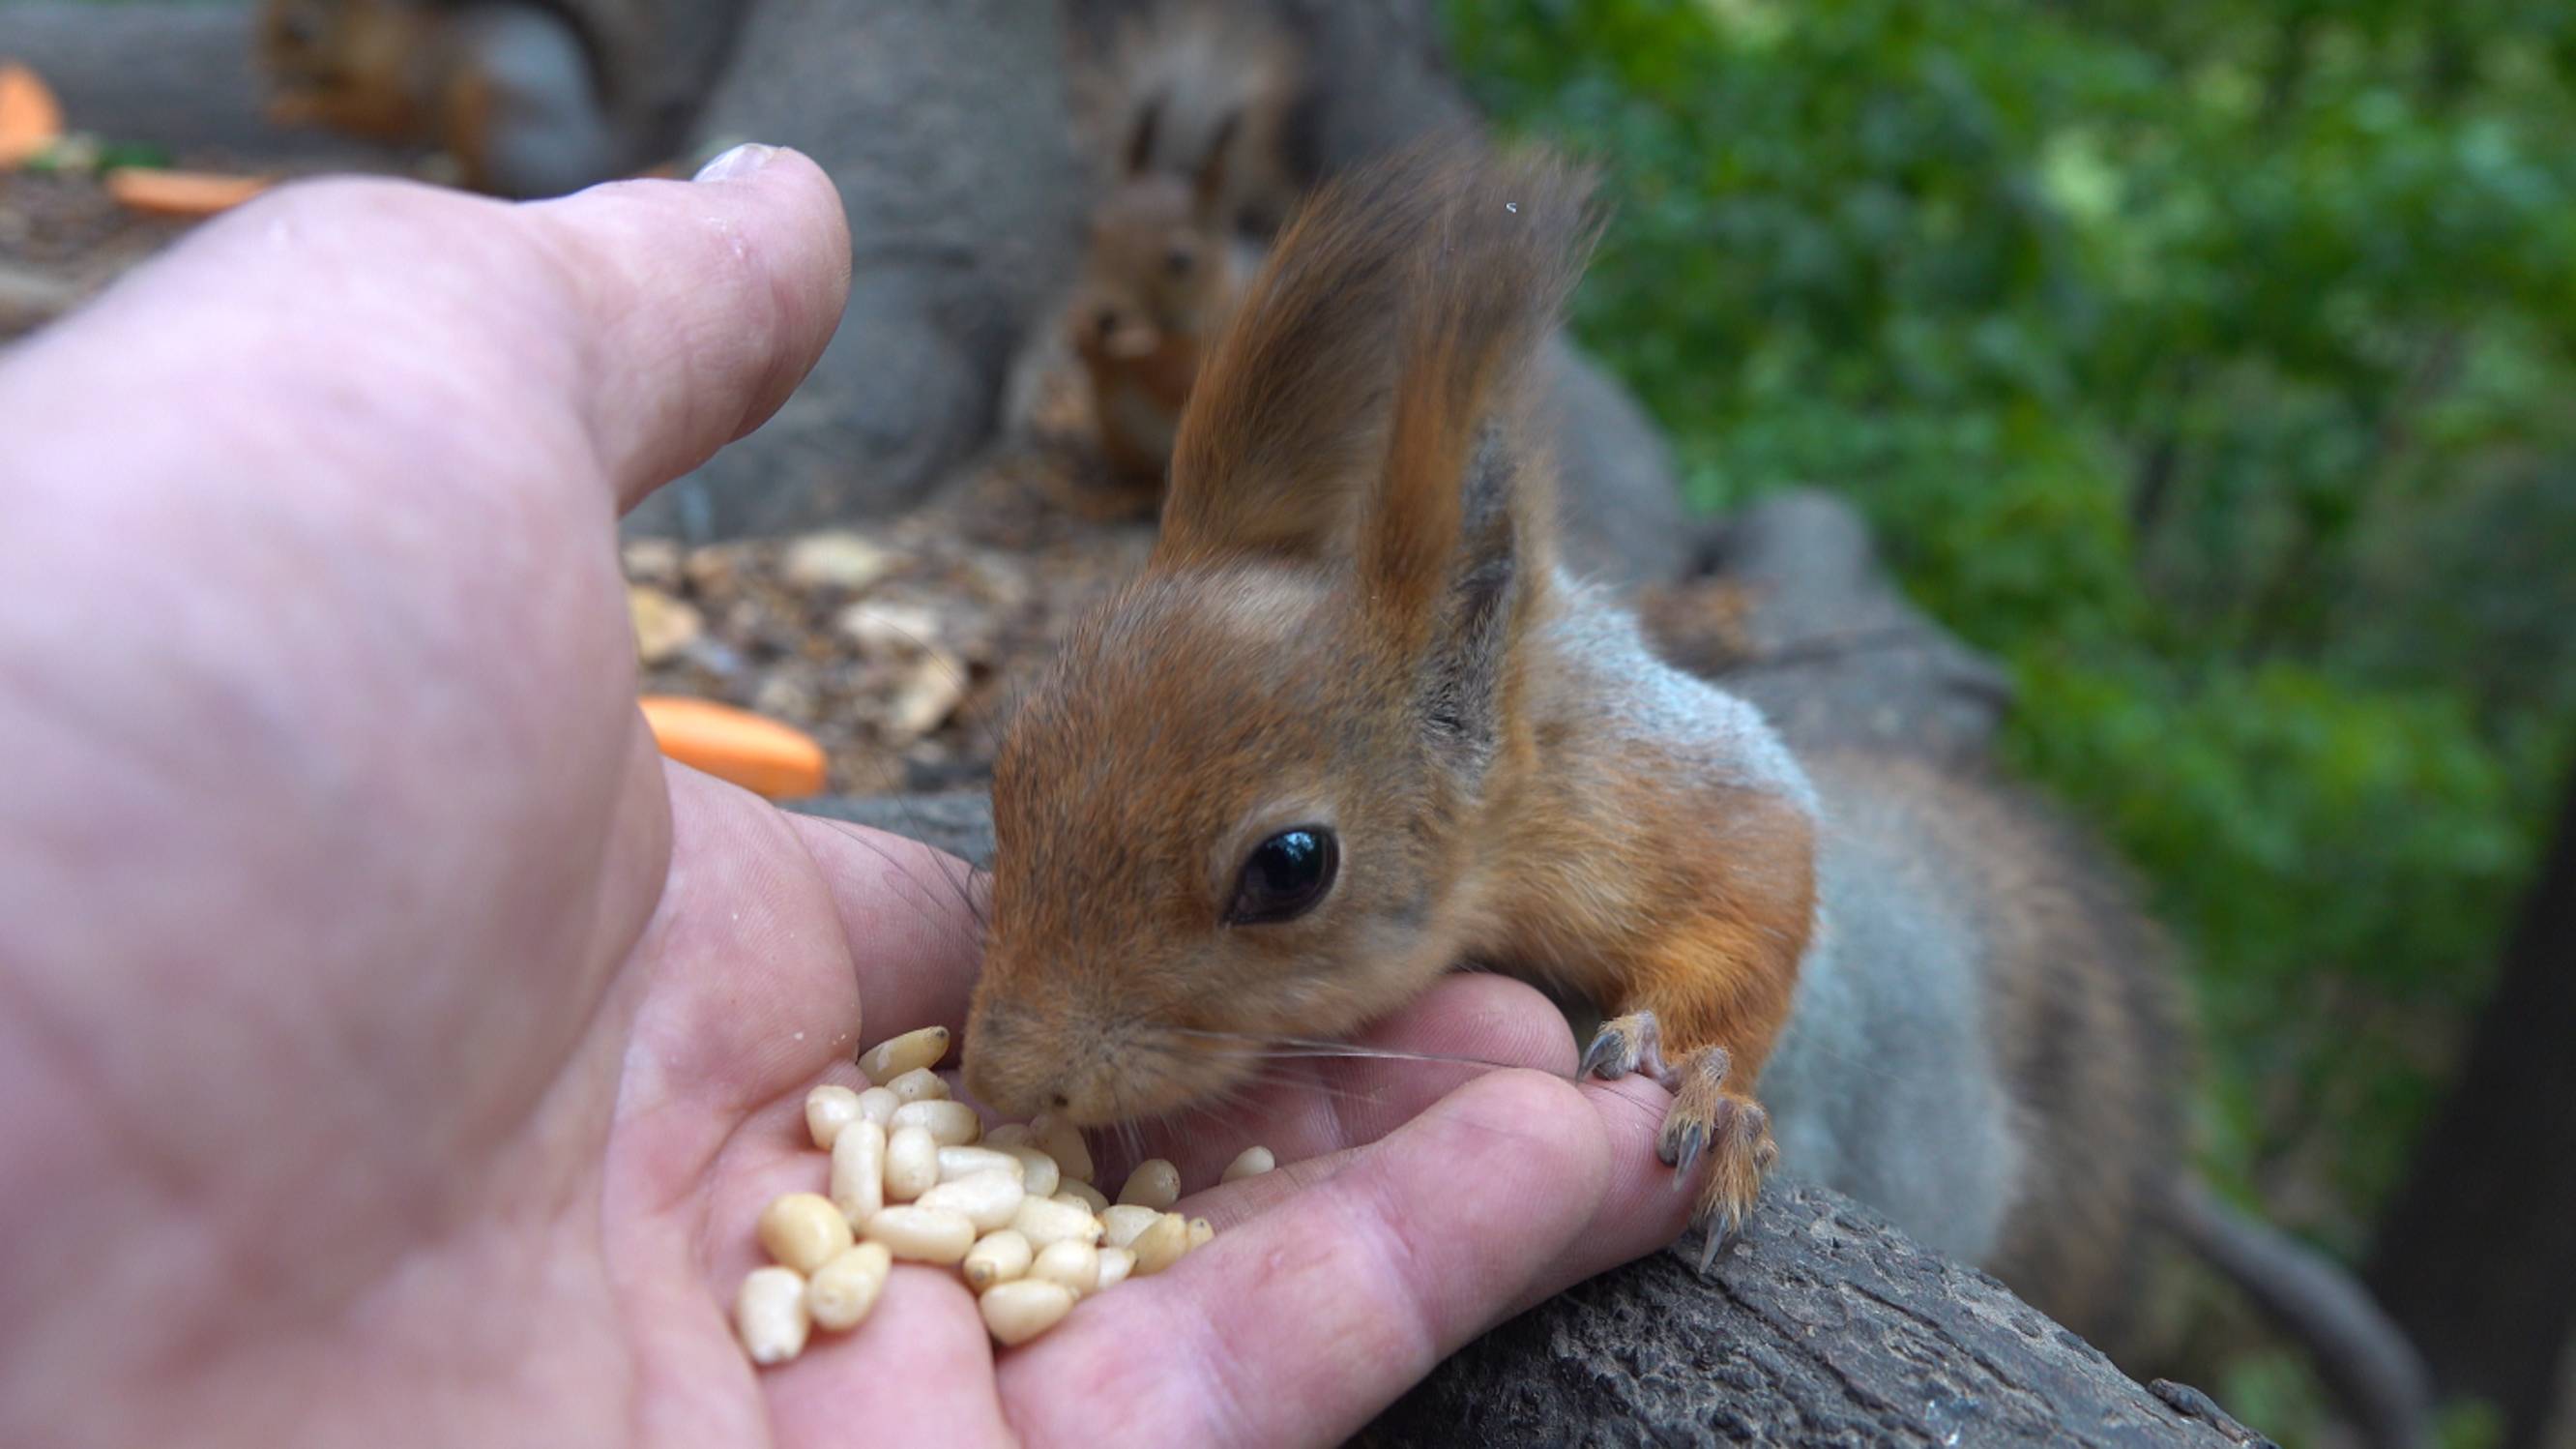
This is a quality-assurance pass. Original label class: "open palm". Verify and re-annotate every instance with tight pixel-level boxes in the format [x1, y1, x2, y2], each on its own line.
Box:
[0, 152, 1688, 1448]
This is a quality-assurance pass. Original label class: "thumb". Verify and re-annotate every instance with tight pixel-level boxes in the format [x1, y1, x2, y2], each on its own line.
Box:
[1, 148, 851, 517]
[520, 145, 854, 504]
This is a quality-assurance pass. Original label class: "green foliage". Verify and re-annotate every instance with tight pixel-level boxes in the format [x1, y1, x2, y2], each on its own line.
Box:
[1444, 0, 2575, 1270]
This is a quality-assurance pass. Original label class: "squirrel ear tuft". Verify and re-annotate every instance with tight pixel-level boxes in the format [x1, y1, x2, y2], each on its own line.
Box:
[1412, 427, 1532, 776]
[1126, 94, 1163, 177]
[1193, 108, 1242, 222]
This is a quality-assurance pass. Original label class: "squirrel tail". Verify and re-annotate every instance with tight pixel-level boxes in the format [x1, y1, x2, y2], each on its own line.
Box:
[2149, 1177, 2435, 1449]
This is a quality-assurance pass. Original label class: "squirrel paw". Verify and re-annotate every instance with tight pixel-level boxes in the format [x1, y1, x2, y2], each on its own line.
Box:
[1584, 1013, 1774, 1271]
[1667, 1079, 1775, 1272]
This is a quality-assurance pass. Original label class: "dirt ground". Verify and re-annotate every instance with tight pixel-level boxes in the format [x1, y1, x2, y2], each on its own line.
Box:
[625, 377, 1172, 798]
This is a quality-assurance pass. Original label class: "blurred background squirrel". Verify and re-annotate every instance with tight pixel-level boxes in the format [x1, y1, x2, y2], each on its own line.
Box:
[253, 0, 745, 195]
[1060, 2, 1303, 490]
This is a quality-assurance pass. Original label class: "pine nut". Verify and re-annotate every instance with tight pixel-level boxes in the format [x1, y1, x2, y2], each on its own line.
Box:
[983, 1123, 1037, 1149]
[737, 1265, 810, 1365]
[1101, 1204, 1161, 1249]
[1010, 1194, 1104, 1251]
[1129, 1211, 1190, 1275]
[806, 1241, 893, 1332]
[1096, 1245, 1135, 1289]
[1030, 1238, 1101, 1297]
[805, 1084, 864, 1150]
[1054, 1181, 1111, 1214]
[855, 1085, 901, 1128]
[1031, 1113, 1094, 1182]
[1117, 1158, 1181, 1209]
[1187, 1216, 1215, 1250]
[980, 1279, 1075, 1346]
[1221, 1145, 1275, 1182]
[938, 1146, 1027, 1184]
[830, 1119, 888, 1223]
[862, 1204, 978, 1264]
[758, 1192, 854, 1275]
[858, 1025, 950, 1083]
[891, 1100, 982, 1147]
[884, 1124, 940, 1202]
[964, 1229, 1034, 1290]
[885, 1067, 949, 1104]
[996, 1145, 1060, 1198]
[918, 1169, 1027, 1232]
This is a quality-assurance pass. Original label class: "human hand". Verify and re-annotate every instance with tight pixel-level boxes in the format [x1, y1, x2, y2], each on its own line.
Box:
[0, 146, 1688, 1447]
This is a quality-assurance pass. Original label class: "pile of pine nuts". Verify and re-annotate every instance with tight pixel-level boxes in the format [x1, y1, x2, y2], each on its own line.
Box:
[733, 1024, 1278, 1364]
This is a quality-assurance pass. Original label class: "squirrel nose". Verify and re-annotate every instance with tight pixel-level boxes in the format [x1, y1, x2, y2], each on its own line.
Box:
[1094, 309, 1120, 339]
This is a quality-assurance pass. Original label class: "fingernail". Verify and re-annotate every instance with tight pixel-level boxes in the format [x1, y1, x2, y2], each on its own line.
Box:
[693, 142, 778, 184]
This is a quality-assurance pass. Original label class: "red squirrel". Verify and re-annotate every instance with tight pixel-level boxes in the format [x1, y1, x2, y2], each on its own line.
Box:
[959, 142, 2432, 1447]
[1064, 1, 1302, 488]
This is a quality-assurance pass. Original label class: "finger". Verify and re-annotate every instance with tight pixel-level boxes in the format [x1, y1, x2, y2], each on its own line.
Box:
[1097, 972, 1577, 1190]
[996, 1069, 1617, 1445]
[1508, 1075, 1695, 1314]
[1175, 1070, 1682, 1258]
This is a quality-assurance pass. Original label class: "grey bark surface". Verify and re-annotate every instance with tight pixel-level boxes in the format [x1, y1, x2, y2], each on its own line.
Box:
[1703, 488, 2015, 765]
[625, 0, 1093, 541]
[1538, 335, 1697, 591]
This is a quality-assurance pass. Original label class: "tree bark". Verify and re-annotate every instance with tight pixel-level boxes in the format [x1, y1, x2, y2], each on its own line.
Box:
[2366, 761, 2576, 1447]
[1360, 1182, 2269, 1448]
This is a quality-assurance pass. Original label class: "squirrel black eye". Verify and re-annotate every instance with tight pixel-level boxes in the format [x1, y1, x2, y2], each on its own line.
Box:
[1164, 246, 1196, 276]
[1227, 827, 1337, 925]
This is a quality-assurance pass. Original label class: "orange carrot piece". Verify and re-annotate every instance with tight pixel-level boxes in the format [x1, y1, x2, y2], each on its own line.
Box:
[104, 168, 275, 218]
[639, 695, 829, 800]
[0, 64, 65, 168]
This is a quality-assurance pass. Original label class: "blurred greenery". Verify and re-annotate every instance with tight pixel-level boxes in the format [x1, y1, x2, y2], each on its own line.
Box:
[1445, 0, 2574, 1434]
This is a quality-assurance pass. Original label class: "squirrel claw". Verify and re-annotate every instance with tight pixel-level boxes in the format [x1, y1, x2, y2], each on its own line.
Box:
[1579, 1024, 1637, 1079]
[1661, 1116, 1709, 1178]
[1695, 1216, 1740, 1275]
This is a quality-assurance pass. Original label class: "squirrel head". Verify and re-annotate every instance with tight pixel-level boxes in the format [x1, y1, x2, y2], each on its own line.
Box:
[967, 142, 1598, 1124]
